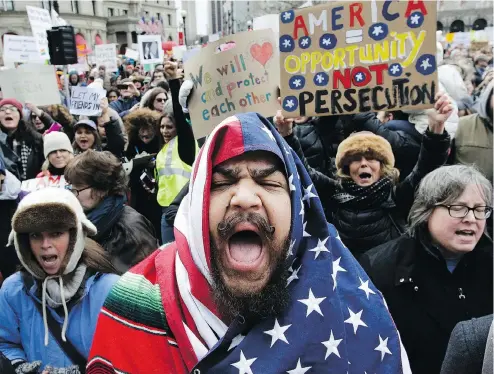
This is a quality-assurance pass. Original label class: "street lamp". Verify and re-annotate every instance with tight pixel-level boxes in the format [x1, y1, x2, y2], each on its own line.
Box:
[246, 20, 252, 31]
[181, 9, 187, 46]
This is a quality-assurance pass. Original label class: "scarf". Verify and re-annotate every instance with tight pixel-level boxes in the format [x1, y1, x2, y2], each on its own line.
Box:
[41, 264, 87, 346]
[86, 195, 125, 242]
[48, 163, 66, 176]
[86, 113, 412, 373]
[333, 177, 393, 209]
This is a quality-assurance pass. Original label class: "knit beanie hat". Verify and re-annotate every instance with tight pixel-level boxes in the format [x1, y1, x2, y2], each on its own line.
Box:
[8, 187, 97, 279]
[0, 98, 23, 114]
[43, 132, 74, 158]
[336, 132, 395, 174]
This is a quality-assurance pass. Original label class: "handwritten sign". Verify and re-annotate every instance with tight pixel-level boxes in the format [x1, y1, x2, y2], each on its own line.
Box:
[3, 35, 42, 63]
[279, 0, 437, 117]
[69, 86, 106, 116]
[95, 44, 118, 71]
[185, 30, 279, 138]
[0, 64, 60, 106]
[26, 5, 53, 61]
[172, 45, 187, 60]
[21, 176, 67, 194]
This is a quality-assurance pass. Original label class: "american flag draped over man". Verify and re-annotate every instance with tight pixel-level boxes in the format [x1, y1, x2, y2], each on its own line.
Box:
[87, 113, 411, 373]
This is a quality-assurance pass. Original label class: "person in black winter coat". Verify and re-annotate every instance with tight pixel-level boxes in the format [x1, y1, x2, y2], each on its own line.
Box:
[0, 98, 44, 181]
[65, 149, 158, 273]
[360, 165, 493, 374]
[123, 108, 163, 241]
[351, 111, 423, 181]
[274, 92, 453, 259]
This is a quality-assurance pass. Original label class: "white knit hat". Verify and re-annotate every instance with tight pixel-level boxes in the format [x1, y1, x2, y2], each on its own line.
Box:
[43, 132, 74, 158]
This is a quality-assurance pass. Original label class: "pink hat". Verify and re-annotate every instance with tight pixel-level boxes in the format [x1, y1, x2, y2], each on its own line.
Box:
[0, 98, 23, 114]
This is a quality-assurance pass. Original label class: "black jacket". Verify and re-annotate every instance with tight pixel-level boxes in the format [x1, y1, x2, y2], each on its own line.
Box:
[360, 234, 493, 374]
[285, 129, 451, 259]
[0, 122, 44, 180]
[352, 113, 422, 180]
[293, 115, 344, 175]
[94, 205, 158, 273]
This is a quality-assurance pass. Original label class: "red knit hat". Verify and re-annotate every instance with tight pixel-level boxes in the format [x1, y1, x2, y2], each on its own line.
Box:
[0, 98, 23, 114]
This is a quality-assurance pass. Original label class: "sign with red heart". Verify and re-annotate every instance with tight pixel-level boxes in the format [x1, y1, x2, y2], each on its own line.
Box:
[250, 42, 274, 68]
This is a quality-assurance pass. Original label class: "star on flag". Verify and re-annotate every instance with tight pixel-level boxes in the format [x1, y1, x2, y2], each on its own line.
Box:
[287, 264, 301, 286]
[261, 125, 276, 141]
[309, 237, 330, 259]
[298, 288, 326, 317]
[263, 319, 291, 347]
[231, 350, 257, 374]
[228, 334, 246, 351]
[331, 257, 347, 290]
[287, 359, 311, 374]
[321, 330, 343, 359]
[358, 277, 376, 299]
[344, 308, 368, 334]
[375, 335, 392, 361]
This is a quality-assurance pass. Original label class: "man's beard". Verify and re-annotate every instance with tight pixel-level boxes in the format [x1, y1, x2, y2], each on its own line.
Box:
[210, 212, 291, 322]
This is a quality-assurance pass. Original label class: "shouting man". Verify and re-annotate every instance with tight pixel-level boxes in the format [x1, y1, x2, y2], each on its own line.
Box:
[87, 113, 411, 373]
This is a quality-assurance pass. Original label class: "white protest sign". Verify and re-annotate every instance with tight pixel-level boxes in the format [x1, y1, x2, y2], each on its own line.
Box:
[253, 14, 279, 33]
[138, 34, 164, 64]
[3, 35, 42, 63]
[0, 64, 60, 106]
[26, 6, 53, 61]
[95, 44, 117, 71]
[182, 47, 201, 63]
[21, 176, 67, 193]
[69, 57, 89, 73]
[69, 86, 106, 116]
[51, 9, 67, 26]
[172, 45, 187, 60]
[125, 48, 139, 60]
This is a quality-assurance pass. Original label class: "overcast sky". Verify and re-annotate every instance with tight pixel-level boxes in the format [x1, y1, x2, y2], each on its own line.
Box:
[176, 0, 209, 36]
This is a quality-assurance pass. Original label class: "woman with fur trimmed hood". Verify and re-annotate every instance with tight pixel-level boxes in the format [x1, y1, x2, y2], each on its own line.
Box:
[0, 188, 119, 374]
[275, 92, 453, 259]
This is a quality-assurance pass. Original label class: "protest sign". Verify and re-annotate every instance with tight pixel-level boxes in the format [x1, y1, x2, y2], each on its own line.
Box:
[279, 0, 438, 117]
[95, 44, 118, 71]
[69, 86, 106, 116]
[185, 30, 279, 138]
[182, 47, 201, 63]
[69, 57, 89, 74]
[470, 41, 490, 53]
[26, 5, 53, 61]
[138, 35, 164, 64]
[253, 14, 280, 34]
[125, 48, 139, 60]
[21, 176, 68, 194]
[2, 35, 42, 63]
[0, 64, 60, 106]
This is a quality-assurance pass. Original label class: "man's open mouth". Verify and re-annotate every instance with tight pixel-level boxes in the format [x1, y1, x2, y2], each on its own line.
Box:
[41, 254, 58, 264]
[228, 230, 263, 264]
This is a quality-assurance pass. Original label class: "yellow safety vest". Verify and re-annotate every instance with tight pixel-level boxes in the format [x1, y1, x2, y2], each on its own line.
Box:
[156, 137, 196, 207]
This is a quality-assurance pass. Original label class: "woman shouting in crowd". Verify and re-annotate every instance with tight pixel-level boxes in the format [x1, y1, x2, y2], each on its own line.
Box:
[360, 165, 493, 374]
[0, 188, 119, 373]
[274, 92, 453, 259]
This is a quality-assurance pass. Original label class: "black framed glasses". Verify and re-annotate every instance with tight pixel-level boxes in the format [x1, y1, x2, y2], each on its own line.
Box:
[155, 97, 167, 103]
[437, 204, 493, 220]
[65, 184, 91, 197]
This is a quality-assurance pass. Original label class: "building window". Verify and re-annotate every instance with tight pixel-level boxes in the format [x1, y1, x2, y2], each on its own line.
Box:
[145, 11, 149, 16]
[167, 14, 171, 26]
[108, 7, 114, 17]
[92, 0, 96, 15]
[167, 0, 170, 5]
[71, 0, 79, 14]
[4, 0, 14, 10]
[123, 9, 128, 15]
[157, 12, 161, 21]
[41, 1, 51, 11]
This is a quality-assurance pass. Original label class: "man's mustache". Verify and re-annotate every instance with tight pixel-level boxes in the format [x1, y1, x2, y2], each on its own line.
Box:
[217, 212, 275, 242]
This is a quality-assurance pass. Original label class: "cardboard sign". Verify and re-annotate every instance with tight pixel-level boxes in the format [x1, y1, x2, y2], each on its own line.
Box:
[470, 41, 490, 53]
[279, 0, 438, 117]
[138, 34, 164, 64]
[21, 176, 67, 193]
[69, 86, 106, 116]
[95, 44, 118, 71]
[0, 64, 60, 106]
[125, 48, 139, 60]
[26, 5, 53, 61]
[185, 30, 280, 138]
[3, 35, 42, 63]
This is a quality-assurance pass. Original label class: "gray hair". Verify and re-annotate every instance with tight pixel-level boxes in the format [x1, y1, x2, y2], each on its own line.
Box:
[408, 165, 493, 236]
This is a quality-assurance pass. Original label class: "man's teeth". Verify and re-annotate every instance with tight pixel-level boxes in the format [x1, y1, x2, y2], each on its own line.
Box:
[456, 230, 474, 236]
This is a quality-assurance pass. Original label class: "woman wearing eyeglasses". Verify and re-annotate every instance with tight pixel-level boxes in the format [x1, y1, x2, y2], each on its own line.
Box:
[64, 150, 157, 273]
[360, 164, 493, 374]
[140, 87, 168, 113]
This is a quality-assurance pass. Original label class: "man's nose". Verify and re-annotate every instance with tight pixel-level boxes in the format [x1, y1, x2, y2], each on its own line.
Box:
[230, 182, 262, 211]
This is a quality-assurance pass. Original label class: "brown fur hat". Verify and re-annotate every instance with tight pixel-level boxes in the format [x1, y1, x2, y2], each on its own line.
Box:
[336, 132, 395, 173]
[9, 188, 97, 279]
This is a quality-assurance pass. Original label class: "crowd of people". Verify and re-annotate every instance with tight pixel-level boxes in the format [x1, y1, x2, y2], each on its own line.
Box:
[0, 34, 492, 374]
